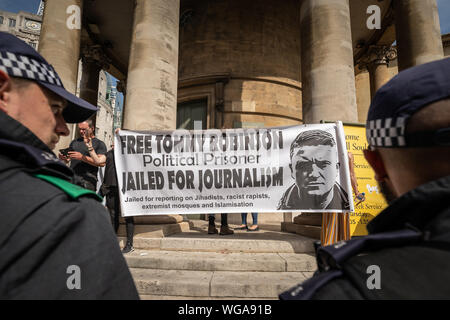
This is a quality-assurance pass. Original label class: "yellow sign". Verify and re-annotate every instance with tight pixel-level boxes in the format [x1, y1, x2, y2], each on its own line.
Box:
[344, 124, 387, 236]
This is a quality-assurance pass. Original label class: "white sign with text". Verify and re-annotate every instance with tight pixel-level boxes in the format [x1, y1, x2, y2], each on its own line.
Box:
[115, 122, 353, 216]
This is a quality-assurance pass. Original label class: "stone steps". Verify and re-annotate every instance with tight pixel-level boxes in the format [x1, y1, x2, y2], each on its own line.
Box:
[120, 224, 316, 254]
[126, 250, 316, 272]
[130, 268, 313, 299]
[122, 220, 317, 299]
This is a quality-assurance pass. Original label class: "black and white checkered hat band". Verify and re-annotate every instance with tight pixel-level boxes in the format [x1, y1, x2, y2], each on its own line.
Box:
[0, 51, 62, 87]
[366, 117, 407, 147]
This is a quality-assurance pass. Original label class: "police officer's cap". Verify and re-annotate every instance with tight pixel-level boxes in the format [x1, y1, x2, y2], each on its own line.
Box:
[367, 57, 450, 148]
[0, 31, 97, 123]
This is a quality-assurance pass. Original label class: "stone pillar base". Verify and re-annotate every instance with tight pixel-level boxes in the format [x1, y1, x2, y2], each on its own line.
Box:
[281, 222, 321, 240]
[293, 212, 322, 226]
[281, 212, 322, 239]
[118, 221, 190, 239]
[120, 214, 184, 225]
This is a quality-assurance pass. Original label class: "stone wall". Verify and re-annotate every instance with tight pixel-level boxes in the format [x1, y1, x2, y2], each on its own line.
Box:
[179, 0, 303, 128]
[178, 0, 302, 225]
[222, 79, 302, 128]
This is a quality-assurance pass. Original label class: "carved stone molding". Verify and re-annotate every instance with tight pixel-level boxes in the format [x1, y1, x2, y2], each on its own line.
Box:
[359, 45, 397, 70]
[81, 44, 111, 70]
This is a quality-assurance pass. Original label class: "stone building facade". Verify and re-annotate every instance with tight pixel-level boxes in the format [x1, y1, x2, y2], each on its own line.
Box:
[95, 70, 115, 148]
[0, 7, 120, 150]
[35, 0, 446, 232]
[0, 10, 41, 49]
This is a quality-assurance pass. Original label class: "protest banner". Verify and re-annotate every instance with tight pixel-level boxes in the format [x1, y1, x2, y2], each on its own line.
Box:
[114, 122, 354, 216]
[344, 124, 387, 236]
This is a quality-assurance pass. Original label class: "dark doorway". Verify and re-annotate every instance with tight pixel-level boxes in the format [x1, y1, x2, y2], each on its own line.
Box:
[177, 99, 208, 130]
[177, 98, 208, 220]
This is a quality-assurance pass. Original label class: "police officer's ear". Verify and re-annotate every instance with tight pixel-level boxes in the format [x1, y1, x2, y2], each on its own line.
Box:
[363, 148, 388, 182]
[0, 69, 12, 113]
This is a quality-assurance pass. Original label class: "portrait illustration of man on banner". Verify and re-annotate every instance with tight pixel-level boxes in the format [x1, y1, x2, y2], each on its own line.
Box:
[277, 130, 350, 211]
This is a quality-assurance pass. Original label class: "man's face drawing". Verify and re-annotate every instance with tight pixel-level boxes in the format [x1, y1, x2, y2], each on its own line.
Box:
[290, 145, 338, 196]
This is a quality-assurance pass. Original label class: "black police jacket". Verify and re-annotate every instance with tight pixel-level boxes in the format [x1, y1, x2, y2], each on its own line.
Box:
[0, 112, 139, 299]
[280, 174, 450, 299]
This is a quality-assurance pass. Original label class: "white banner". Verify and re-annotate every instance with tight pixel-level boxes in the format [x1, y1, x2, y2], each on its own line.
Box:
[115, 122, 354, 216]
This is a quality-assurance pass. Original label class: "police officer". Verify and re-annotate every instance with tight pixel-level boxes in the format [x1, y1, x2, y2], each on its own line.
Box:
[280, 57, 450, 299]
[0, 32, 139, 299]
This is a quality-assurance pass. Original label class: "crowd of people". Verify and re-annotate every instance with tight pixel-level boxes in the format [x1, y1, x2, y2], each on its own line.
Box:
[1, 31, 449, 300]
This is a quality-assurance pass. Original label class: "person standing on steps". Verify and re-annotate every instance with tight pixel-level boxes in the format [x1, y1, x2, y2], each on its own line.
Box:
[102, 129, 135, 254]
[59, 120, 107, 191]
[236, 212, 259, 231]
[208, 213, 234, 235]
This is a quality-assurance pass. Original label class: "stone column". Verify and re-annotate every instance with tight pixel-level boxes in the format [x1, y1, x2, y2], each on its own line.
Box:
[354, 70, 371, 123]
[123, 0, 180, 131]
[39, 0, 83, 149]
[394, 0, 444, 71]
[80, 45, 111, 129]
[363, 46, 397, 100]
[300, 0, 358, 124]
[122, 0, 183, 227]
[293, 0, 357, 239]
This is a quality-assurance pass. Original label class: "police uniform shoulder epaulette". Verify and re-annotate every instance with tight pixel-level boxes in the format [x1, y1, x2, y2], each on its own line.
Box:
[279, 228, 423, 300]
[0, 138, 71, 174]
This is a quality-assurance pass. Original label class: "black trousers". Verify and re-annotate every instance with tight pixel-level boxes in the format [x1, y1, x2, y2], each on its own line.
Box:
[106, 188, 134, 245]
[209, 214, 228, 226]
